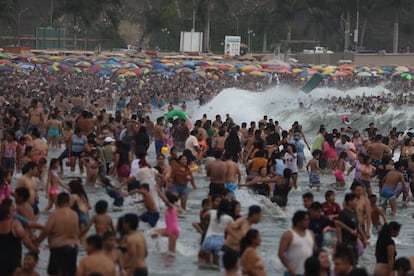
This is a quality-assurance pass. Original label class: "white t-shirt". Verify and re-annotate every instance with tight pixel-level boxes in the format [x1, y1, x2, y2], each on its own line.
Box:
[134, 167, 159, 207]
[185, 135, 199, 157]
[129, 159, 140, 177]
[284, 152, 298, 173]
[335, 140, 351, 155]
[204, 209, 234, 238]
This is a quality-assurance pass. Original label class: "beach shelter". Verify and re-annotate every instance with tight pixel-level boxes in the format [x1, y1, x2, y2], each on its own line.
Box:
[357, 71, 372, 77]
[395, 66, 409, 73]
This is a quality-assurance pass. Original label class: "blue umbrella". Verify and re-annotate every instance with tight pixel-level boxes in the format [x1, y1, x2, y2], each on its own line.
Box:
[0, 65, 13, 72]
[98, 69, 111, 76]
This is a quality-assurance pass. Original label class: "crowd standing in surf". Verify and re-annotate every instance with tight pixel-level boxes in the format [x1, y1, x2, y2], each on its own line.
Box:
[1, 67, 414, 276]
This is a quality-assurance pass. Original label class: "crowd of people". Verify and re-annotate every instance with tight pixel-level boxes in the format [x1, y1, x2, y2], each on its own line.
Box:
[1, 65, 414, 275]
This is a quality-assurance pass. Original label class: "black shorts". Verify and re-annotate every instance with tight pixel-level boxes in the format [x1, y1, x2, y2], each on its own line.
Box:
[133, 267, 148, 276]
[70, 151, 82, 158]
[48, 245, 78, 276]
[2, 157, 15, 170]
[209, 183, 225, 196]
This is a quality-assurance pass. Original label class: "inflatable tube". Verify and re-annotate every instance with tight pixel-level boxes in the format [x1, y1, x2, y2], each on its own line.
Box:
[165, 109, 188, 123]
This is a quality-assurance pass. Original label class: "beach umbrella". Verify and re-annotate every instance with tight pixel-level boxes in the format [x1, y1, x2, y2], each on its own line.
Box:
[338, 65, 355, 70]
[249, 71, 265, 77]
[162, 71, 174, 76]
[98, 69, 111, 76]
[395, 66, 409, 73]
[123, 63, 138, 69]
[48, 65, 60, 72]
[292, 68, 303, 74]
[17, 62, 35, 70]
[401, 72, 413, 80]
[357, 71, 372, 77]
[88, 65, 103, 73]
[49, 56, 62, 61]
[73, 67, 82, 73]
[176, 67, 193, 74]
[75, 61, 91, 68]
[0, 64, 13, 72]
[149, 69, 165, 75]
[128, 68, 143, 75]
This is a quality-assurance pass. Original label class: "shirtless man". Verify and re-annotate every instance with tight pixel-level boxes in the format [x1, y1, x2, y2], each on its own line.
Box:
[77, 235, 116, 276]
[351, 182, 371, 239]
[122, 213, 148, 276]
[76, 111, 94, 137]
[31, 128, 48, 164]
[15, 162, 39, 215]
[36, 192, 79, 276]
[27, 99, 43, 132]
[58, 121, 74, 174]
[128, 183, 160, 227]
[367, 134, 392, 167]
[224, 152, 241, 199]
[154, 117, 166, 156]
[206, 151, 227, 198]
[222, 205, 261, 255]
[214, 130, 226, 153]
[381, 161, 407, 215]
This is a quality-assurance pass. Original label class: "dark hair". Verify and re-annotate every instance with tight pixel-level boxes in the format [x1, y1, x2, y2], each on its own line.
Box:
[102, 231, 116, 241]
[214, 150, 222, 159]
[302, 192, 314, 200]
[0, 205, 10, 220]
[201, 198, 210, 207]
[57, 192, 70, 205]
[394, 257, 411, 272]
[304, 256, 321, 276]
[240, 229, 259, 255]
[87, 235, 103, 250]
[25, 251, 39, 261]
[344, 193, 357, 203]
[377, 221, 401, 241]
[229, 201, 241, 220]
[22, 162, 37, 174]
[310, 201, 323, 210]
[15, 187, 30, 202]
[94, 200, 108, 214]
[334, 243, 355, 266]
[325, 190, 335, 200]
[68, 179, 89, 203]
[216, 199, 230, 223]
[248, 205, 261, 217]
[347, 268, 368, 276]
[292, 210, 308, 226]
[124, 213, 139, 230]
[49, 158, 59, 169]
[312, 149, 322, 157]
[165, 191, 179, 204]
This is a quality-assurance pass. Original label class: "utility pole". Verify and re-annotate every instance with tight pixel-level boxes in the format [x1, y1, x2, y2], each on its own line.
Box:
[17, 8, 29, 46]
[344, 12, 350, 52]
[354, 0, 359, 48]
[50, 0, 53, 27]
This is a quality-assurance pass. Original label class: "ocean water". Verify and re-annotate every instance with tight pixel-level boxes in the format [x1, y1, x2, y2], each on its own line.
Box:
[22, 84, 414, 275]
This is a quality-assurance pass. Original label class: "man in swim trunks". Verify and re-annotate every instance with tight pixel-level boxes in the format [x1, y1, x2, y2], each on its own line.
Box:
[27, 99, 44, 133]
[36, 192, 79, 276]
[367, 134, 392, 168]
[206, 150, 227, 198]
[127, 184, 159, 227]
[224, 151, 241, 199]
[381, 161, 407, 215]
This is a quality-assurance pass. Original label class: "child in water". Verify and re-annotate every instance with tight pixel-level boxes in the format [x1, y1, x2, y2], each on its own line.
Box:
[307, 150, 322, 192]
[82, 200, 115, 236]
[152, 186, 180, 253]
[45, 158, 69, 212]
[81, 149, 103, 186]
[101, 177, 124, 207]
[13, 251, 40, 276]
[334, 152, 348, 189]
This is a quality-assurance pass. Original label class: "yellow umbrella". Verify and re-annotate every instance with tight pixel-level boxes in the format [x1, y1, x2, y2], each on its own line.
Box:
[49, 56, 62, 60]
[292, 68, 302, 74]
